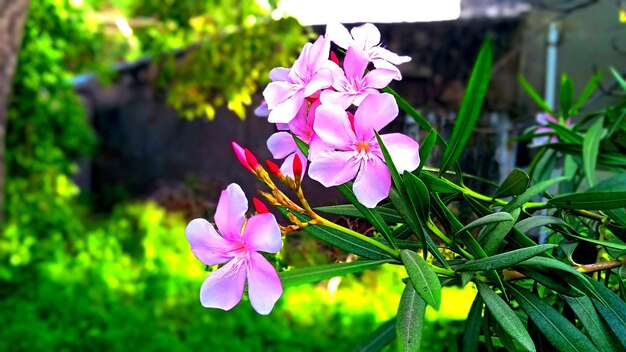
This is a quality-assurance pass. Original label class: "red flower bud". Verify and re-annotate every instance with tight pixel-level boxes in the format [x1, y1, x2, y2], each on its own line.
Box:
[244, 148, 260, 170]
[252, 197, 270, 214]
[265, 160, 283, 177]
[293, 153, 303, 181]
[232, 141, 253, 172]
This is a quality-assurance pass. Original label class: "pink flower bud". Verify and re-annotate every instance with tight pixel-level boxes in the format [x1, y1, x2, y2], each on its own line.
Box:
[232, 141, 253, 172]
[244, 149, 260, 170]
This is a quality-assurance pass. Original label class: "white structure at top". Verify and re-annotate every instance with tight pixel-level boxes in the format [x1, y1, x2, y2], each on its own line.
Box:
[274, 0, 461, 25]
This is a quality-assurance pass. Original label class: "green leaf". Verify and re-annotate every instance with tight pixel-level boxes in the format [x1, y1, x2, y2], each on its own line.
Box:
[462, 295, 483, 352]
[548, 143, 626, 167]
[563, 295, 623, 352]
[417, 129, 437, 173]
[336, 184, 397, 249]
[292, 134, 309, 157]
[493, 169, 530, 199]
[501, 176, 569, 213]
[352, 318, 396, 352]
[392, 224, 413, 240]
[283, 209, 393, 260]
[419, 172, 463, 193]
[549, 122, 583, 144]
[515, 215, 570, 234]
[518, 75, 555, 115]
[560, 75, 574, 119]
[400, 249, 442, 310]
[403, 171, 430, 220]
[560, 231, 626, 251]
[476, 282, 535, 352]
[582, 117, 604, 187]
[315, 203, 403, 224]
[508, 285, 599, 352]
[519, 257, 603, 302]
[456, 212, 514, 238]
[586, 278, 626, 347]
[588, 173, 626, 228]
[547, 191, 626, 210]
[279, 259, 392, 287]
[517, 266, 585, 297]
[481, 208, 521, 255]
[572, 72, 601, 114]
[396, 282, 426, 352]
[610, 67, 626, 92]
[374, 131, 404, 195]
[464, 194, 492, 217]
[440, 37, 492, 174]
[456, 244, 557, 272]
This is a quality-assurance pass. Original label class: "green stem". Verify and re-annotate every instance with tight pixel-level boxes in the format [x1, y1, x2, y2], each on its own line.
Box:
[319, 217, 401, 259]
[426, 220, 474, 260]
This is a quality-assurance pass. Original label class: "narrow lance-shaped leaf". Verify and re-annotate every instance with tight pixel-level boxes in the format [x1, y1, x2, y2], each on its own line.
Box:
[547, 191, 626, 210]
[315, 203, 403, 224]
[481, 208, 521, 255]
[476, 282, 535, 352]
[501, 176, 569, 213]
[440, 38, 493, 175]
[336, 184, 398, 250]
[396, 282, 426, 352]
[417, 128, 437, 173]
[560, 75, 574, 119]
[455, 212, 514, 237]
[353, 318, 396, 352]
[563, 295, 623, 352]
[493, 168, 530, 199]
[400, 249, 442, 310]
[586, 278, 626, 347]
[279, 259, 393, 288]
[515, 215, 570, 234]
[507, 284, 599, 352]
[518, 75, 555, 115]
[462, 295, 483, 352]
[281, 208, 393, 260]
[456, 244, 557, 272]
[582, 117, 604, 187]
[403, 171, 430, 220]
[572, 72, 601, 114]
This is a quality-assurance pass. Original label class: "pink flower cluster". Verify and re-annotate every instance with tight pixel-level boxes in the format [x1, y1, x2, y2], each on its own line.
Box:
[530, 113, 572, 147]
[263, 23, 419, 208]
[186, 23, 420, 316]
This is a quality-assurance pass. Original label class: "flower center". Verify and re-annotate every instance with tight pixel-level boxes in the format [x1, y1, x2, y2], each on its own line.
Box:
[356, 141, 371, 154]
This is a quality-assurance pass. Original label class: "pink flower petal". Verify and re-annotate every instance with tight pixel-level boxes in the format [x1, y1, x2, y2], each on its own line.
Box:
[185, 218, 237, 266]
[308, 150, 360, 187]
[351, 23, 381, 50]
[247, 252, 283, 315]
[200, 258, 247, 310]
[343, 47, 369, 83]
[308, 135, 331, 160]
[370, 46, 411, 65]
[263, 81, 296, 109]
[268, 90, 305, 124]
[214, 183, 248, 240]
[242, 213, 282, 253]
[269, 67, 290, 81]
[352, 89, 379, 106]
[352, 157, 391, 208]
[353, 93, 398, 141]
[372, 59, 403, 80]
[307, 35, 331, 72]
[304, 69, 333, 97]
[363, 68, 397, 89]
[379, 133, 421, 173]
[267, 132, 297, 159]
[325, 22, 353, 49]
[320, 90, 353, 109]
[314, 104, 356, 149]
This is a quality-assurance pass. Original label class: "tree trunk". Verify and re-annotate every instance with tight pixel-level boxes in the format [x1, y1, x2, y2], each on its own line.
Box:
[0, 0, 30, 225]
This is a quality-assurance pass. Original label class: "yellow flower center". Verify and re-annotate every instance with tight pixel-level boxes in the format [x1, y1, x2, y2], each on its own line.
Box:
[356, 141, 370, 154]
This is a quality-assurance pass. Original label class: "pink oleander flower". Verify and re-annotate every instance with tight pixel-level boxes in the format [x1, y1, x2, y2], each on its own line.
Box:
[308, 93, 420, 208]
[266, 99, 326, 179]
[320, 47, 397, 109]
[185, 183, 283, 315]
[530, 113, 572, 147]
[263, 36, 336, 124]
[325, 22, 411, 80]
